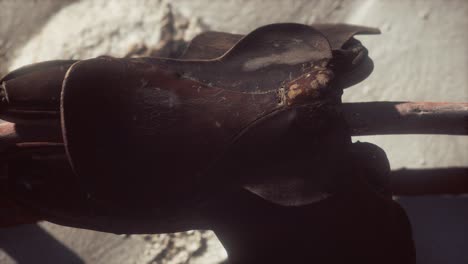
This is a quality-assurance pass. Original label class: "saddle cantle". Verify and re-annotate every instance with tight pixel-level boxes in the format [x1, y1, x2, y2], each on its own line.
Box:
[182, 23, 380, 88]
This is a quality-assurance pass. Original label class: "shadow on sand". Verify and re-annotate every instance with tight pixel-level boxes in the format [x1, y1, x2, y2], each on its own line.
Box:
[0, 224, 83, 264]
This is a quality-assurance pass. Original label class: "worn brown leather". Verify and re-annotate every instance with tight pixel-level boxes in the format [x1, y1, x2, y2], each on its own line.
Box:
[0, 23, 402, 234]
[182, 23, 380, 89]
[60, 23, 340, 210]
[0, 60, 76, 120]
[0, 23, 376, 226]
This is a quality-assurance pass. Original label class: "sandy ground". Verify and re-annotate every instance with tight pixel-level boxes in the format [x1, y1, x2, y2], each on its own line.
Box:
[0, 0, 467, 263]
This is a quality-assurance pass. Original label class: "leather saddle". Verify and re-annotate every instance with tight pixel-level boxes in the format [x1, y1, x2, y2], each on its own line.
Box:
[1, 23, 383, 232]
